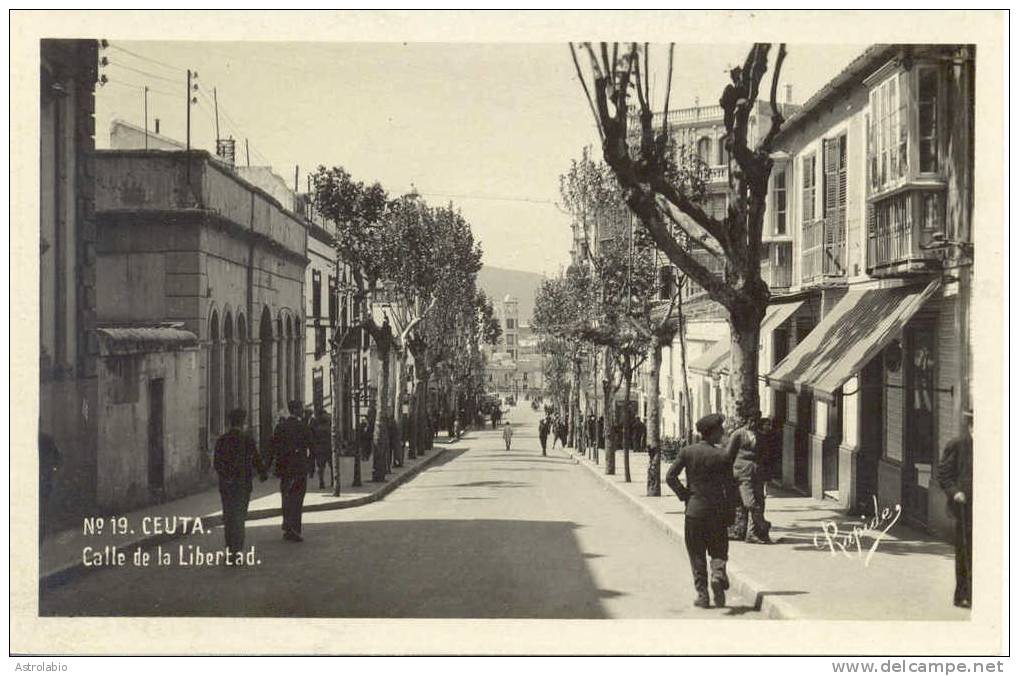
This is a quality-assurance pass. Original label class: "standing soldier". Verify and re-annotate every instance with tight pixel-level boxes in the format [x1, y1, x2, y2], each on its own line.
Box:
[214, 408, 267, 558]
[728, 415, 773, 544]
[937, 412, 973, 608]
[538, 415, 550, 456]
[310, 406, 333, 489]
[665, 413, 735, 609]
[269, 400, 314, 543]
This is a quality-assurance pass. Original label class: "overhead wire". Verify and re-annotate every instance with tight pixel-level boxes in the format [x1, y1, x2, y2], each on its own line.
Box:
[106, 60, 185, 86]
[108, 43, 186, 74]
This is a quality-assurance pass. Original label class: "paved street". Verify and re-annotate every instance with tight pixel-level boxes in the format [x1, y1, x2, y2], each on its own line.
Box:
[40, 405, 756, 619]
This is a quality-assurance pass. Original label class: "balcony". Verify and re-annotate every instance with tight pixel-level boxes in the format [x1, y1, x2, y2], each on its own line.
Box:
[801, 210, 847, 286]
[651, 104, 724, 128]
[761, 241, 793, 291]
[867, 187, 945, 277]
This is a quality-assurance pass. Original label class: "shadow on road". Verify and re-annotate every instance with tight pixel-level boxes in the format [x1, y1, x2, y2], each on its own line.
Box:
[39, 518, 619, 619]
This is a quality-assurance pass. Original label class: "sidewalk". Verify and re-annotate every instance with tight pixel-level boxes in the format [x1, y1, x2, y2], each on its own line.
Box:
[41, 435, 465, 588]
[557, 445, 969, 620]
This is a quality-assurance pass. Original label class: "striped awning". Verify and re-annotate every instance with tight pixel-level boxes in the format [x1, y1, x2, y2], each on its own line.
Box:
[688, 299, 805, 377]
[767, 279, 941, 402]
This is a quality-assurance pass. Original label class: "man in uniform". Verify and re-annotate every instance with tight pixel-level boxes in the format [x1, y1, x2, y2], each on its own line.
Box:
[214, 408, 267, 558]
[937, 412, 973, 608]
[665, 413, 735, 608]
[538, 415, 550, 456]
[728, 415, 773, 544]
[269, 400, 314, 542]
[310, 406, 333, 489]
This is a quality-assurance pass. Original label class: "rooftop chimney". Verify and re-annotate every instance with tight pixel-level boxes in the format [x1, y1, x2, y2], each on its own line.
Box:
[785, 85, 793, 103]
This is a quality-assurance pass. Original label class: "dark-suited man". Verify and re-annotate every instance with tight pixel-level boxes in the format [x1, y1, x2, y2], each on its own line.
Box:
[214, 408, 267, 557]
[937, 413, 973, 608]
[270, 400, 314, 542]
[665, 413, 735, 608]
[310, 406, 333, 489]
[538, 416, 550, 456]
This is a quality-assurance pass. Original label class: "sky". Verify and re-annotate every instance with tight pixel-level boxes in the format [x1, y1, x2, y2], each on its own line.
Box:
[95, 41, 868, 276]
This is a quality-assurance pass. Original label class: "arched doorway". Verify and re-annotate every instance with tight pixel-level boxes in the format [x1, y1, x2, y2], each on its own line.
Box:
[209, 309, 222, 438]
[237, 313, 247, 416]
[292, 320, 302, 405]
[224, 310, 234, 415]
[259, 307, 274, 448]
[276, 316, 284, 415]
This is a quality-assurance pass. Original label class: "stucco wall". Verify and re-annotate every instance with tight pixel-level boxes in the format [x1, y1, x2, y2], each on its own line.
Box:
[96, 347, 201, 510]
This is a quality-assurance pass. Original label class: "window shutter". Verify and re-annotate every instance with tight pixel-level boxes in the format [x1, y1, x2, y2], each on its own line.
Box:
[823, 138, 838, 217]
[838, 134, 848, 211]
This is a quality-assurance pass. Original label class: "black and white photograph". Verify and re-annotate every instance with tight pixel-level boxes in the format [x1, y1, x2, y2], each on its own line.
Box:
[11, 9, 1006, 659]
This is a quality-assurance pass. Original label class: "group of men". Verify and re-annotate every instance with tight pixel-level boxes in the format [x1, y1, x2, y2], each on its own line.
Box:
[537, 413, 568, 455]
[213, 401, 335, 556]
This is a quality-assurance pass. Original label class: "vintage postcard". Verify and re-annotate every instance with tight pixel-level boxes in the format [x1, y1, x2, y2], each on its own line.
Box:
[10, 9, 1006, 657]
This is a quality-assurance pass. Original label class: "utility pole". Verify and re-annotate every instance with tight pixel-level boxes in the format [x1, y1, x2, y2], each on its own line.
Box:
[185, 69, 191, 183]
[245, 138, 250, 167]
[213, 87, 221, 142]
[143, 86, 149, 149]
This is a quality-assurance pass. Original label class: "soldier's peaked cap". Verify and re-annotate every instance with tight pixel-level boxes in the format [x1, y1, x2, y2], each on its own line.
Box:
[696, 413, 725, 437]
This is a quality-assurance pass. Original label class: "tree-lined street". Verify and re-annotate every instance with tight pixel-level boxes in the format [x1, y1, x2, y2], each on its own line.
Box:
[40, 405, 757, 619]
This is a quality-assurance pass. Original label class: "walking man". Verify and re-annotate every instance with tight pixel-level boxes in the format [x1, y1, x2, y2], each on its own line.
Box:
[665, 413, 735, 609]
[214, 408, 267, 558]
[502, 420, 514, 451]
[538, 416, 550, 456]
[269, 400, 314, 542]
[937, 412, 973, 608]
[310, 406, 333, 489]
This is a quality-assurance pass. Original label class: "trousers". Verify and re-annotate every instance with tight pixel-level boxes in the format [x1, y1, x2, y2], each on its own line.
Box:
[684, 516, 729, 594]
[219, 480, 252, 552]
[280, 475, 307, 535]
[954, 505, 973, 605]
[731, 477, 770, 540]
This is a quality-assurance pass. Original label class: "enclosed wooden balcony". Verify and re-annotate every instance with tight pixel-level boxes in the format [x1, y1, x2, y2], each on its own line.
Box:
[761, 240, 793, 291]
[867, 186, 945, 277]
[801, 209, 847, 286]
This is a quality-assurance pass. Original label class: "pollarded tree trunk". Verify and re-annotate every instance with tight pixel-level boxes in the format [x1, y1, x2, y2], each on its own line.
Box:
[726, 299, 767, 428]
[603, 346, 617, 475]
[372, 340, 392, 482]
[571, 358, 582, 450]
[622, 353, 632, 483]
[646, 339, 664, 496]
[590, 350, 599, 463]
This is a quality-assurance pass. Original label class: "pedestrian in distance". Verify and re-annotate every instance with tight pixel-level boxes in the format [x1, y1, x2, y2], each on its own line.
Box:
[665, 413, 736, 609]
[597, 415, 605, 449]
[937, 411, 973, 608]
[268, 400, 314, 543]
[357, 416, 373, 460]
[310, 406, 333, 489]
[727, 415, 773, 544]
[214, 408, 267, 560]
[503, 420, 514, 450]
[538, 416, 550, 456]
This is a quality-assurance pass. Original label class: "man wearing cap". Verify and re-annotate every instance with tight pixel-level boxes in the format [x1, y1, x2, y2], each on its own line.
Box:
[269, 400, 315, 542]
[937, 413, 973, 608]
[214, 408, 267, 558]
[665, 413, 736, 609]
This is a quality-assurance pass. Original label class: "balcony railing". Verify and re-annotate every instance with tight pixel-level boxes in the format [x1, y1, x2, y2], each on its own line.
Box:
[762, 241, 793, 290]
[652, 104, 725, 127]
[867, 187, 945, 276]
[801, 209, 847, 286]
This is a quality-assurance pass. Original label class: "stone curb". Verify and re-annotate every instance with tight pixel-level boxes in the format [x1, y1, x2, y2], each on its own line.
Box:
[40, 444, 454, 591]
[556, 446, 802, 620]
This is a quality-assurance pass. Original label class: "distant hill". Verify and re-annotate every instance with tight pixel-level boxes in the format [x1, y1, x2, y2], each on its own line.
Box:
[476, 265, 548, 325]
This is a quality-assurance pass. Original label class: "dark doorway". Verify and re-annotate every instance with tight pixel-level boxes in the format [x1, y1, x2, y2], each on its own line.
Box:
[259, 308, 275, 450]
[903, 321, 936, 528]
[771, 327, 790, 424]
[794, 392, 812, 493]
[856, 357, 883, 514]
[147, 378, 165, 493]
[822, 392, 843, 494]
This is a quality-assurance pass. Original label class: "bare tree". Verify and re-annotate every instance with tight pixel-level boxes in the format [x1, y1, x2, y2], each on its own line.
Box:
[570, 42, 788, 428]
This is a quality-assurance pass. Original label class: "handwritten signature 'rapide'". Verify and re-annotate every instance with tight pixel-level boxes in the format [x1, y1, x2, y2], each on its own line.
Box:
[812, 496, 903, 567]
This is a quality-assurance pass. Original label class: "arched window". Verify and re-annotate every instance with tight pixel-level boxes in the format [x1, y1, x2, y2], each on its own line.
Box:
[716, 135, 728, 166]
[259, 308, 274, 447]
[224, 311, 234, 415]
[276, 317, 285, 413]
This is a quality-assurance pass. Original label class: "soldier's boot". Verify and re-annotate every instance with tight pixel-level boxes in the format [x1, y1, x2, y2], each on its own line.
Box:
[710, 559, 730, 608]
[728, 507, 748, 541]
[693, 585, 711, 609]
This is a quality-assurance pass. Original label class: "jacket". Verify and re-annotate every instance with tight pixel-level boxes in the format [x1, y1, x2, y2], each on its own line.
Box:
[503, 426, 514, 442]
[310, 413, 332, 459]
[270, 416, 314, 478]
[937, 433, 972, 517]
[214, 428, 266, 488]
[666, 441, 736, 521]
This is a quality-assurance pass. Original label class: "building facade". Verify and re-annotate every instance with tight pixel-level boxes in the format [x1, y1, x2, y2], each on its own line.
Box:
[39, 39, 101, 530]
[94, 149, 308, 509]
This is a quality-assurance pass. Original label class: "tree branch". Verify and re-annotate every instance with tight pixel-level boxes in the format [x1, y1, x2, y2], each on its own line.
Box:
[759, 43, 789, 153]
[570, 43, 604, 142]
[661, 43, 675, 139]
